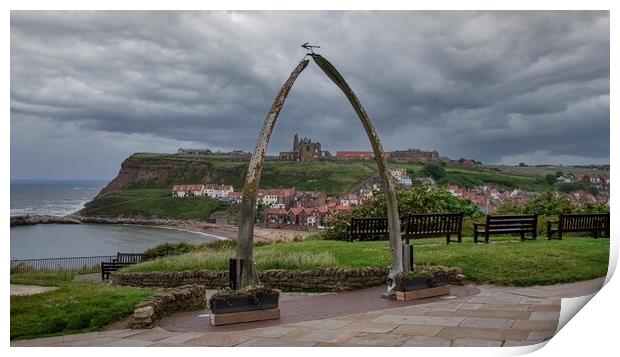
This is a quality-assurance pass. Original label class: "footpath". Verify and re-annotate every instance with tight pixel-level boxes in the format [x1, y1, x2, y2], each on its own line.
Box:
[11, 277, 604, 347]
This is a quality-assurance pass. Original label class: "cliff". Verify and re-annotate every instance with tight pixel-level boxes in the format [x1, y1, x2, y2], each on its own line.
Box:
[78, 153, 376, 219]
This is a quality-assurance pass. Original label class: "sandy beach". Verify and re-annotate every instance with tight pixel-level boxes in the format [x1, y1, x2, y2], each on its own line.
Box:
[175, 222, 315, 243]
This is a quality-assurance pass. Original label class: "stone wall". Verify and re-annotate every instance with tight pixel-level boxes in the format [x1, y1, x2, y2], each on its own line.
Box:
[112, 267, 465, 291]
[111, 268, 391, 291]
[131, 284, 206, 329]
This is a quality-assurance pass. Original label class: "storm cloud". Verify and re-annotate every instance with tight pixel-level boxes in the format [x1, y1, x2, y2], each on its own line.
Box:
[10, 11, 610, 179]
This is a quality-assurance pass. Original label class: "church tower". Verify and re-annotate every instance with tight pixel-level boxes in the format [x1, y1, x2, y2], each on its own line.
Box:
[293, 133, 299, 151]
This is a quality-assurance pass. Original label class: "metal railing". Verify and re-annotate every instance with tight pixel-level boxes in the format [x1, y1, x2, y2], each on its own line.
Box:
[10, 255, 117, 273]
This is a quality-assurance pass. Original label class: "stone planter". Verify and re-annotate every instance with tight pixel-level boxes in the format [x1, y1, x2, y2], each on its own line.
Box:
[209, 291, 279, 314]
[396, 271, 447, 292]
[209, 291, 280, 325]
[395, 272, 449, 301]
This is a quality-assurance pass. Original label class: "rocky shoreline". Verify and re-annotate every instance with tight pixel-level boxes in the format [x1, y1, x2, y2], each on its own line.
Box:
[10, 214, 313, 243]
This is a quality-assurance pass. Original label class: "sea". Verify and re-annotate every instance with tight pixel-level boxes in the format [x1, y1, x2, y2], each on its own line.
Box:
[10, 180, 221, 260]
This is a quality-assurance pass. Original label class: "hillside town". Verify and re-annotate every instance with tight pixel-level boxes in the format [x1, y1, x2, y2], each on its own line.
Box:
[171, 166, 609, 229]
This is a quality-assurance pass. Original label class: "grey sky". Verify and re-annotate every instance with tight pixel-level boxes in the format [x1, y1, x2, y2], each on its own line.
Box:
[10, 11, 609, 180]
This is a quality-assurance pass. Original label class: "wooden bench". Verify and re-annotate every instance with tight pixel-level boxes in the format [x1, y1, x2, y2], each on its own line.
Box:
[547, 213, 609, 240]
[474, 214, 538, 243]
[346, 217, 391, 241]
[101, 261, 133, 280]
[113, 252, 147, 264]
[402, 213, 464, 244]
[347, 213, 464, 244]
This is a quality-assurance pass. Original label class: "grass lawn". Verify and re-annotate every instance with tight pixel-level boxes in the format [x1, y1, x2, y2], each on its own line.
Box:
[80, 188, 227, 219]
[124, 236, 609, 286]
[10, 272, 154, 340]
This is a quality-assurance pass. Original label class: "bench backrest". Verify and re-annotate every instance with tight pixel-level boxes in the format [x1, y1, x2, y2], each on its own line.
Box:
[403, 213, 464, 236]
[485, 214, 538, 233]
[559, 213, 609, 231]
[116, 253, 147, 263]
[349, 217, 389, 235]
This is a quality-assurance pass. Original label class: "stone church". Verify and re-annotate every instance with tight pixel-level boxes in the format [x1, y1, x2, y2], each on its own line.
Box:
[279, 134, 331, 162]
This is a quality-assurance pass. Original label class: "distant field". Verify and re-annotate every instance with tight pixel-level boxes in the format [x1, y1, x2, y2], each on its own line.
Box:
[80, 189, 226, 219]
[486, 165, 609, 177]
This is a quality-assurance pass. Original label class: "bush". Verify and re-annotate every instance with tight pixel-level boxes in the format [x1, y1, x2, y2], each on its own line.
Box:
[144, 242, 194, 258]
[557, 182, 585, 193]
[323, 185, 482, 241]
[523, 192, 576, 216]
[421, 163, 446, 181]
[581, 203, 609, 213]
[544, 174, 557, 185]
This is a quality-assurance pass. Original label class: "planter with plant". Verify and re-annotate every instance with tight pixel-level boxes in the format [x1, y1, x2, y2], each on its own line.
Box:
[393, 265, 451, 301]
[208, 285, 280, 325]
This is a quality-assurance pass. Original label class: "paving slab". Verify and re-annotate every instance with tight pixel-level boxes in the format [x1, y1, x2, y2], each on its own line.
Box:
[248, 326, 297, 338]
[341, 322, 399, 333]
[452, 338, 503, 347]
[527, 330, 556, 341]
[459, 317, 516, 329]
[512, 319, 558, 331]
[373, 314, 465, 327]
[389, 324, 444, 337]
[503, 339, 546, 347]
[283, 329, 358, 344]
[344, 332, 412, 346]
[236, 338, 315, 347]
[156, 332, 206, 344]
[128, 328, 180, 342]
[104, 338, 155, 347]
[184, 333, 252, 347]
[437, 326, 530, 341]
[529, 311, 561, 321]
[453, 308, 531, 320]
[54, 337, 120, 347]
[401, 335, 452, 347]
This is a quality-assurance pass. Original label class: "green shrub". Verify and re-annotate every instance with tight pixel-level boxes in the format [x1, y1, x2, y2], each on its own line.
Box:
[144, 242, 194, 258]
[581, 203, 609, 213]
[323, 185, 482, 241]
[421, 163, 446, 180]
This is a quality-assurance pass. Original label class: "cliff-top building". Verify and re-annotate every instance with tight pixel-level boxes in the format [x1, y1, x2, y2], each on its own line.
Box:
[390, 148, 440, 163]
[279, 134, 331, 162]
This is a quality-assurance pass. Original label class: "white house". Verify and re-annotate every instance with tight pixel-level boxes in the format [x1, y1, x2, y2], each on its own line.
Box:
[171, 184, 205, 198]
[259, 189, 280, 207]
[389, 168, 413, 187]
[204, 184, 234, 199]
[558, 174, 577, 183]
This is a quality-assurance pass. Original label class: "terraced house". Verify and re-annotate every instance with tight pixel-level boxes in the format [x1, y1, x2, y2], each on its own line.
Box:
[171, 184, 205, 197]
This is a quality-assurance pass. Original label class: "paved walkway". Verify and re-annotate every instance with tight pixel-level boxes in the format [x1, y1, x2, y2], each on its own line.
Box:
[10, 277, 604, 347]
[10, 284, 57, 296]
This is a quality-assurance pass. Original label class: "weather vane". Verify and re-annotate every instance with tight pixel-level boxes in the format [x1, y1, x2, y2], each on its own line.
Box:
[301, 42, 320, 55]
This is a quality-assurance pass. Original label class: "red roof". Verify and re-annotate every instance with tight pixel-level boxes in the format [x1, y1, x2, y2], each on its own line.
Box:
[266, 208, 287, 215]
[303, 207, 317, 215]
[289, 207, 305, 215]
[205, 184, 233, 190]
[172, 184, 204, 192]
[334, 205, 352, 212]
